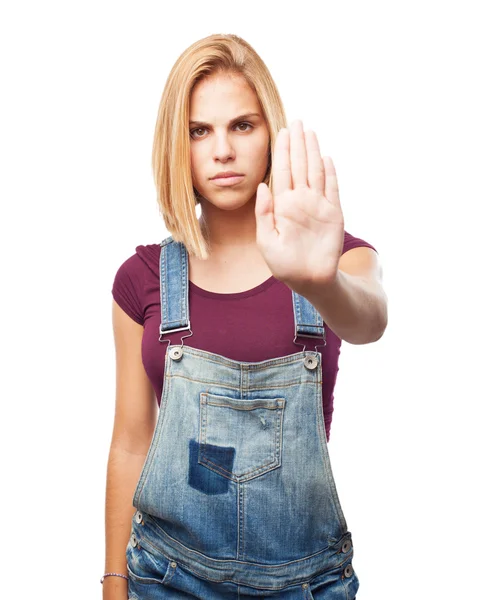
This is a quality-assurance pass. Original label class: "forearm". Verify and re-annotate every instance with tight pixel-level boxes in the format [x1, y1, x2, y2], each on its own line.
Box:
[103, 446, 147, 599]
[299, 269, 388, 345]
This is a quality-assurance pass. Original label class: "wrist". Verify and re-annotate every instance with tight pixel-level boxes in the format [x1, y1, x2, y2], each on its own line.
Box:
[100, 572, 129, 585]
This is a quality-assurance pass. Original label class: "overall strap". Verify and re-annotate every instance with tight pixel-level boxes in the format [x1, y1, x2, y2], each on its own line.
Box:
[158, 237, 191, 335]
[291, 290, 326, 347]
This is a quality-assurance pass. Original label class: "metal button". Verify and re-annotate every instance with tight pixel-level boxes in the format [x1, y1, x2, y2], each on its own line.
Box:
[135, 511, 143, 524]
[131, 533, 138, 548]
[343, 564, 353, 578]
[169, 346, 183, 360]
[302, 583, 308, 589]
[171, 562, 177, 569]
[304, 355, 318, 370]
[341, 539, 352, 553]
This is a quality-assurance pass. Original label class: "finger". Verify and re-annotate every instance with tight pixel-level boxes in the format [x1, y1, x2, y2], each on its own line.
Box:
[289, 120, 308, 188]
[323, 157, 340, 206]
[304, 130, 325, 194]
[272, 128, 292, 198]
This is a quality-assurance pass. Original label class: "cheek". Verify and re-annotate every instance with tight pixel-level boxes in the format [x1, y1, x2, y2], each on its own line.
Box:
[190, 148, 197, 170]
[190, 151, 201, 183]
[251, 141, 270, 169]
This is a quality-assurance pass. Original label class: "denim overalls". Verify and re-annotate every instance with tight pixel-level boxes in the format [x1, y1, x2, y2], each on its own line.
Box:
[126, 236, 359, 599]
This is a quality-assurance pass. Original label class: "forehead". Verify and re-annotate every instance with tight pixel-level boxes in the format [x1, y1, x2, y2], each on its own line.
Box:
[189, 73, 261, 118]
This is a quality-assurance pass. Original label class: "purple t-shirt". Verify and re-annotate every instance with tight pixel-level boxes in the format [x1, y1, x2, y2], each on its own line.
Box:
[112, 231, 377, 441]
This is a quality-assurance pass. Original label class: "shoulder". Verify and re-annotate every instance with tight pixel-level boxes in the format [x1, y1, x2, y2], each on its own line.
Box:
[112, 244, 159, 281]
[134, 243, 162, 277]
[342, 230, 377, 255]
[111, 243, 161, 325]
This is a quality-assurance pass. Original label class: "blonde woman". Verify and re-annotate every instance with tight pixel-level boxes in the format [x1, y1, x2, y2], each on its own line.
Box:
[103, 33, 387, 600]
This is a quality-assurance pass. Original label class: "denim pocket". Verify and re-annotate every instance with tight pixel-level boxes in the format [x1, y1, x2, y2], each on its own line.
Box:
[306, 561, 359, 600]
[198, 392, 285, 483]
[126, 535, 178, 588]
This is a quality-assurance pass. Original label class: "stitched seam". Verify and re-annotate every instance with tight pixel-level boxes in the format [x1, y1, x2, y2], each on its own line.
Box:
[166, 373, 313, 390]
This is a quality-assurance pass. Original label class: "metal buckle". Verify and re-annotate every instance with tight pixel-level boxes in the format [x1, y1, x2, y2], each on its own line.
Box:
[293, 333, 327, 353]
[159, 321, 193, 349]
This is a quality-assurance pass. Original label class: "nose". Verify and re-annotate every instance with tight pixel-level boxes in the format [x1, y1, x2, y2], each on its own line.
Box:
[213, 132, 235, 162]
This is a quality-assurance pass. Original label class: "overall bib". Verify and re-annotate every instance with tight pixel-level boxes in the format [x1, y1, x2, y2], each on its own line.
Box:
[126, 237, 360, 599]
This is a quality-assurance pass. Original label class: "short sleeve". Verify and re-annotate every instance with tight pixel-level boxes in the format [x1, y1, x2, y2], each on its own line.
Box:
[111, 253, 145, 325]
[342, 230, 378, 255]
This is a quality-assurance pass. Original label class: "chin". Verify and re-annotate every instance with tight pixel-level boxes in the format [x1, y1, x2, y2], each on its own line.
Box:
[200, 187, 257, 210]
[211, 196, 254, 211]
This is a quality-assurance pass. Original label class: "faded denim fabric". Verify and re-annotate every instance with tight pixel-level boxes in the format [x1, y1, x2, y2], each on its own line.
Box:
[126, 237, 359, 599]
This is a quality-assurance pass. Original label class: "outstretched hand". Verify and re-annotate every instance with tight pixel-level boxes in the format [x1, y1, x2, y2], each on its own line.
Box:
[255, 120, 344, 296]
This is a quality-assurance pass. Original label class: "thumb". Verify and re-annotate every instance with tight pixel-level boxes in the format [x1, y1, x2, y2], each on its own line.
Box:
[255, 182, 276, 243]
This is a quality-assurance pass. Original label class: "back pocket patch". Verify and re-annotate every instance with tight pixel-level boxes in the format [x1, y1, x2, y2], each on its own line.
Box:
[188, 439, 233, 495]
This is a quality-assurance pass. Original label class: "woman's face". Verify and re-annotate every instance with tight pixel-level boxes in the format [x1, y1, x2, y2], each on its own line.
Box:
[189, 72, 270, 212]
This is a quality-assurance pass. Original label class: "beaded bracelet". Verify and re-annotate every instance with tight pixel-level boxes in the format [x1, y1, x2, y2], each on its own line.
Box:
[100, 572, 129, 584]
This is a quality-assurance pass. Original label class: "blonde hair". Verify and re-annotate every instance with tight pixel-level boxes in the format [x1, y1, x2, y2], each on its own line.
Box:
[151, 33, 288, 259]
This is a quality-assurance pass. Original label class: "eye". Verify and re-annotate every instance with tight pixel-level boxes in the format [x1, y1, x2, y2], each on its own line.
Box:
[236, 122, 253, 132]
[190, 127, 207, 139]
[189, 122, 253, 139]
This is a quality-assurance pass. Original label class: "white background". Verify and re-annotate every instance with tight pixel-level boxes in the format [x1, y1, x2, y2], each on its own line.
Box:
[1, 1, 478, 598]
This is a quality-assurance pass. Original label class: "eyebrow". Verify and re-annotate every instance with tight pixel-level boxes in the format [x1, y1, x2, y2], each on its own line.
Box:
[189, 113, 262, 127]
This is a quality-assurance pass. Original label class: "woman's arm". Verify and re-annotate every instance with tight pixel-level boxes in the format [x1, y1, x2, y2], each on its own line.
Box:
[103, 300, 158, 600]
[296, 247, 388, 345]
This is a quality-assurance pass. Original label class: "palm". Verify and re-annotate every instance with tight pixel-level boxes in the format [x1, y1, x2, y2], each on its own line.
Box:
[255, 120, 344, 293]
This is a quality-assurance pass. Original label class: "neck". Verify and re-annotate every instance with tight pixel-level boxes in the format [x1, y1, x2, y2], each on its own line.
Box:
[199, 197, 258, 251]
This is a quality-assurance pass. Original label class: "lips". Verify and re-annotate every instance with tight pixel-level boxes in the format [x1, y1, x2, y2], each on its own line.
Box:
[210, 174, 245, 187]
[211, 171, 243, 179]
